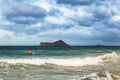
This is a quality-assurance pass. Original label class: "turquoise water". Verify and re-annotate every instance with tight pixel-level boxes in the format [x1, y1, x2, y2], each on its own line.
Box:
[0, 46, 120, 57]
[0, 46, 120, 80]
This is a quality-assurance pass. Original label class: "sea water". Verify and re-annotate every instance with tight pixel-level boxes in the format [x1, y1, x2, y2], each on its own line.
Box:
[0, 46, 120, 80]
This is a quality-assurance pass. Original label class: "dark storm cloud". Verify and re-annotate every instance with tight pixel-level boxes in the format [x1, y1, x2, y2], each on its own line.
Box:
[56, 0, 94, 5]
[2, 0, 46, 25]
[92, 7, 112, 22]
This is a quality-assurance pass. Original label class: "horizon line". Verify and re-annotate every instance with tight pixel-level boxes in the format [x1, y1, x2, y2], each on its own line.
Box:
[0, 45, 120, 46]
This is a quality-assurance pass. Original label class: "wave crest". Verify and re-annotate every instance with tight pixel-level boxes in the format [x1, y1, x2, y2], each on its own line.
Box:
[99, 52, 119, 61]
[0, 52, 119, 66]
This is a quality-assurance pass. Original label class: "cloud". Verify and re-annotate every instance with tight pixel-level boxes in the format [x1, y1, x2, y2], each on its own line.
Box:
[92, 6, 112, 22]
[0, 0, 120, 45]
[45, 16, 66, 25]
[2, 0, 46, 25]
[56, 0, 94, 5]
[0, 29, 14, 39]
[33, 0, 56, 12]
[111, 15, 120, 22]
[36, 26, 93, 36]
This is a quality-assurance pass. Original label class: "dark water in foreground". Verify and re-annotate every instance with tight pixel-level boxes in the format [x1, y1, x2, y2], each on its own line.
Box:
[0, 46, 120, 80]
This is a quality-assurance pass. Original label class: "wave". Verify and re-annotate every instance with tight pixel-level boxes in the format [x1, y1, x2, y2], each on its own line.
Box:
[99, 51, 119, 61]
[0, 52, 119, 66]
[76, 71, 116, 80]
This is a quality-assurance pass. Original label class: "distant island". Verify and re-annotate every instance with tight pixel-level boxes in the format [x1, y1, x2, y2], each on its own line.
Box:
[95, 44, 105, 47]
[40, 40, 69, 46]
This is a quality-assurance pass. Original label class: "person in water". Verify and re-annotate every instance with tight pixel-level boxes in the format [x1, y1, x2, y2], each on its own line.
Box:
[28, 49, 33, 54]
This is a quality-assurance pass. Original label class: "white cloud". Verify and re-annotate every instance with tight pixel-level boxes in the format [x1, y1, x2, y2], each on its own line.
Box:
[45, 16, 66, 25]
[111, 15, 120, 21]
[35, 26, 93, 36]
[40, 29, 62, 35]
[64, 26, 93, 36]
[76, 7, 91, 17]
[33, 0, 56, 12]
[59, 7, 75, 17]
[25, 22, 42, 30]
[58, 6, 90, 19]
[0, 29, 14, 38]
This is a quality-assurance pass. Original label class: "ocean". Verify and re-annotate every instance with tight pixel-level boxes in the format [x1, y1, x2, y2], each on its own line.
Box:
[0, 46, 120, 80]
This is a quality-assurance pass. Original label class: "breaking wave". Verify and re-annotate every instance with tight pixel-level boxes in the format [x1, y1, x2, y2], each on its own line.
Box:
[0, 52, 119, 66]
[75, 71, 120, 80]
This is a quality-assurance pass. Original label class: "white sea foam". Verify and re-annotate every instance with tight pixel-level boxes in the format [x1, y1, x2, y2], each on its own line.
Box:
[0, 57, 102, 66]
[76, 71, 114, 80]
[99, 51, 119, 61]
[0, 52, 119, 66]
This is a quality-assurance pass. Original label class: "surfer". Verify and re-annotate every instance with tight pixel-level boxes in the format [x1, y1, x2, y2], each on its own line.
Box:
[28, 49, 33, 54]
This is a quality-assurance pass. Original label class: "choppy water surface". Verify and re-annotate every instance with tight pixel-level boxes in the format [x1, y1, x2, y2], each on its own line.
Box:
[0, 46, 120, 80]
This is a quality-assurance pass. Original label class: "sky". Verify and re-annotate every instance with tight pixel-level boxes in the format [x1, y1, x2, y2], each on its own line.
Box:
[0, 0, 120, 45]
